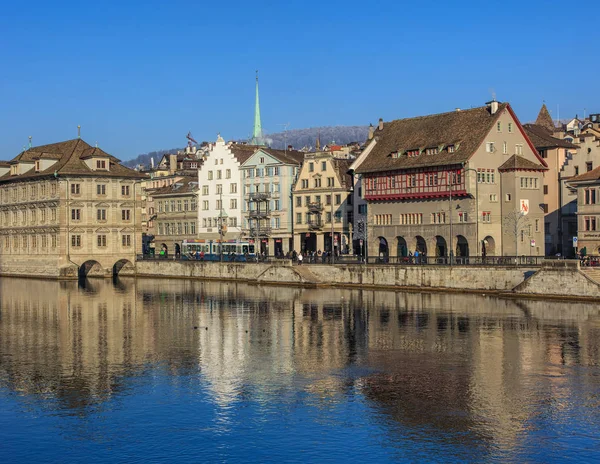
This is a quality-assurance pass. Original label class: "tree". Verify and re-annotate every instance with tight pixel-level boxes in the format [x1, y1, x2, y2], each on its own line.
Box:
[503, 210, 531, 258]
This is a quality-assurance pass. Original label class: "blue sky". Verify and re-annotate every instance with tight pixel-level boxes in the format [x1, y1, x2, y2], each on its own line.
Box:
[1, 0, 598, 160]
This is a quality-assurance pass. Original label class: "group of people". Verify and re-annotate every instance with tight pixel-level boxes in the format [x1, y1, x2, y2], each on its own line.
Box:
[291, 249, 338, 265]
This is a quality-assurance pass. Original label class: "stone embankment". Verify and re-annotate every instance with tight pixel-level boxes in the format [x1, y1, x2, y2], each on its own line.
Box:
[135, 259, 600, 300]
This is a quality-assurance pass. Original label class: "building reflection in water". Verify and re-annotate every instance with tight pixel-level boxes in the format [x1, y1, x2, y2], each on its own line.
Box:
[0, 277, 599, 453]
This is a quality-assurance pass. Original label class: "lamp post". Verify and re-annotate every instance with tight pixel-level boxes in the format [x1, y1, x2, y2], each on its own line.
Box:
[330, 182, 335, 265]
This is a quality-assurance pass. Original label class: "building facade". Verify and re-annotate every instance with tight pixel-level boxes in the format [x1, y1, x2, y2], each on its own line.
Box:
[0, 139, 145, 278]
[292, 152, 353, 255]
[240, 147, 304, 256]
[355, 101, 547, 260]
[567, 166, 600, 256]
[152, 177, 198, 256]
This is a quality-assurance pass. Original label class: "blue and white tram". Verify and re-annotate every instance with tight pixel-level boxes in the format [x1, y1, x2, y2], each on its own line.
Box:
[181, 239, 256, 261]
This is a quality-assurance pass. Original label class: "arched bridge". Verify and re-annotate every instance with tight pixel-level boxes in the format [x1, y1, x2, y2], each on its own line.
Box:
[62, 256, 136, 279]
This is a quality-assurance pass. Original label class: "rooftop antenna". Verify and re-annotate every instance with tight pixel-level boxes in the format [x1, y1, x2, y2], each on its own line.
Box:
[557, 104, 560, 125]
[278, 123, 290, 152]
[77, 125, 81, 139]
[28, 136, 32, 149]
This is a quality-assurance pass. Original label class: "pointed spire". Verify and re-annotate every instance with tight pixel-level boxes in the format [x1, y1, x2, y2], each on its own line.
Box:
[535, 103, 555, 132]
[316, 130, 321, 151]
[250, 70, 263, 145]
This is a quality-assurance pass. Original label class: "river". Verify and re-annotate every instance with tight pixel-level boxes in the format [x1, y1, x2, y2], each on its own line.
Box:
[0, 277, 599, 463]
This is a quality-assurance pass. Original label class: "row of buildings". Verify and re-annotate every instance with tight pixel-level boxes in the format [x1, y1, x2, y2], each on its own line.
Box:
[1, 87, 599, 275]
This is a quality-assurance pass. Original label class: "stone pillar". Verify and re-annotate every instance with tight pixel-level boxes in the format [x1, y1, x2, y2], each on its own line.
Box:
[316, 233, 324, 253]
[293, 234, 301, 253]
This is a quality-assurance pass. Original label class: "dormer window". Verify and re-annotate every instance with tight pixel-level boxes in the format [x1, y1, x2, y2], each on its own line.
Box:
[425, 147, 438, 156]
[35, 161, 40, 172]
[448, 145, 456, 153]
[390, 151, 400, 159]
[406, 149, 420, 158]
[10, 165, 18, 176]
[96, 160, 107, 169]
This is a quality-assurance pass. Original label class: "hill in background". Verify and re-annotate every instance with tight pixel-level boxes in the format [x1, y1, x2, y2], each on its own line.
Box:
[123, 125, 369, 168]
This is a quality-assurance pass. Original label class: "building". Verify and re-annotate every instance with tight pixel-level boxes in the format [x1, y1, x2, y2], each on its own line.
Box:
[240, 147, 304, 256]
[151, 177, 198, 256]
[355, 101, 547, 260]
[523, 104, 579, 255]
[197, 136, 258, 241]
[566, 165, 600, 256]
[292, 152, 353, 255]
[0, 138, 145, 278]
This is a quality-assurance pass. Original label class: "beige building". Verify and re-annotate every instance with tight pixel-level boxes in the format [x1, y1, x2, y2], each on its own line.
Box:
[355, 101, 547, 260]
[567, 166, 600, 256]
[0, 138, 145, 278]
[292, 152, 353, 255]
[152, 177, 198, 256]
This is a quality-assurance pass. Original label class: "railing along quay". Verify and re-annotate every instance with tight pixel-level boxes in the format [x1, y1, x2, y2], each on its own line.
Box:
[137, 254, 545, 266]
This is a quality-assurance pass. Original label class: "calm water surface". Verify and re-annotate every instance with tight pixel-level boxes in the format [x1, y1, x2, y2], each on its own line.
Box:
[0, 277, 599, 463]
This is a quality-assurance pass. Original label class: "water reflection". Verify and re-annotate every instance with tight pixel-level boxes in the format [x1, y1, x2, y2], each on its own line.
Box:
[1, 277, 600, 461]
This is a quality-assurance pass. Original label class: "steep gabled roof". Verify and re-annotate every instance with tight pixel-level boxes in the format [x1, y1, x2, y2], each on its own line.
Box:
[0, 139, 146, 183]
[152, 176, 198, 196]
[229, 144, 261, 164]
[356, 104, 508, 174]
[535, 104, 556, 132]
[523, 124, 579, 149]
[259, 147, 305, 165]
[498, 155, 547, 172]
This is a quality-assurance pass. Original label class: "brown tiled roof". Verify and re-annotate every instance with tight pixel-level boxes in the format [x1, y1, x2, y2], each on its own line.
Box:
[567, 165, 600, 183]
[523, 124, 579, 149]
[332, 158, 352, 188]
[152, 177, 198, 196]
[535, 104, 556, 132]
[229, 144, 261, 164]
[259, 147, 305, 165]
[0, 139, 146, 184]
[0, 161, 10, 167]
[356, 104, 508, 174]
[498, 155, 547, 171]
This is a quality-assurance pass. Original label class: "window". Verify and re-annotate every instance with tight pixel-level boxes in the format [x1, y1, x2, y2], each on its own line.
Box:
[399, 213, 423, 225]
[326, 212, 332, 223]
[585, 189, 597, 205]
[226, 169, 231, 179]
[177, 200, 182, 211]
[516, 144, 523, 155]
[184, 200, 189, 211]
[274, 200, 280, 210]
[217, 170, 222, 179]
[508, 122, 513, 133]
[321, 161, 327, 171]
[274, 167, 280, 176]
[497, 122, 502, 132]
[121, 209, 131, 221]
[191, 198, 196, 211]
[539, 150, 547, 159]
[482, 211, 491, 223]
[208, 171, 213, 180]
[216, 199, 222, 210]
[314, 178, 321, 188]
[71, 235, 81, 247]
[305, 196, 311, 206]
[489, 194, 498, 202]
[202, 185, 209, 195]
[335, 194, 341, 205]
[51, 208, 56, 221]
[51, 235, 57, 248]
[327, 177, 334, 187]
[230, 199, 237, 209]
[584, 216, 597, 231]
[97, 184, 106, 195]
[256, 168, 263, 177]
[301, 179, 309, 188]
[164, 201, 169, 212]
[448, 145, 455, 153]
[170, 200, 175, 211]
[309, 163, 314, 172]
[431, 212, 446, 224]
[191, 222, 196, 234]
[121, 185, 130, 196]
[535, 219, 540, 232]
[216, 184, 223, 194]
[486, 142, 495, 153]
[358, 204, 367, 215]
[296, 213, 302, 224]
[97, 235, 107, 247]
[202, 200, 208, 210]
[326, 195, 332, 205]
[97, 209, 107, 221]
[458, 212, 468, 223]
[296, 197, 301, 207]
[122, 235, 131, 247]
[574, 166, 579, 176]
[520, 177, 539, 189]
[543, 185, 549, 195]
[96, 160, 107, 169]
[587, 162, 593, 172]
[71, 209, 81, 221]
[503, 142, 508, 154]
[71, 184, 80, 195]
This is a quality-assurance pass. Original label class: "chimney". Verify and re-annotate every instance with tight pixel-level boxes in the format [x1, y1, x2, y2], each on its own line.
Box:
[169, 154, 177, 175]
[378, 118, 383, 131]
[488, 100, 499, 115]
[368, 123, 374, 140]
[288, 144, 293, 151]
[455, 108, 461, 112]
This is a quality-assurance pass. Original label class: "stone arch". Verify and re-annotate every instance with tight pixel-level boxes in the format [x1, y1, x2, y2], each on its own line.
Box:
[113, 259, 134, 276]
[482, 236, 496, 257]
[456, 235, 469, 257]
[434, 236, 448, 257]
[78, 260, 104, 279]
[378, 236, 389, 262]
[415, 236, 427, 255]
[396, 236, 408, 257]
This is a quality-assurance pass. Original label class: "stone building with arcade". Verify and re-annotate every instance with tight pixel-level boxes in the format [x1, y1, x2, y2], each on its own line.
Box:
[355, 101, 547, 260]
[0, 138, 145, 278]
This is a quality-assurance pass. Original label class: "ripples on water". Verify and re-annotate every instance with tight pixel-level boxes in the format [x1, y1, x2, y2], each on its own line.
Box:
[0, 277, 599, 463]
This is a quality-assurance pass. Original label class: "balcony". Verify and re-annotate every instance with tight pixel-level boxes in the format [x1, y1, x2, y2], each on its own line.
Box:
[249, 192, 271, 201]
[248, 208, 271, 218]
[308, 201, 323, 212]
[249, 227, 272, 237]
[308, 219, 323, 230]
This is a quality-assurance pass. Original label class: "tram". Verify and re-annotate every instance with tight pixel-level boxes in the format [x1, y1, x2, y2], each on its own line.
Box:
[181, 239, 256, 261]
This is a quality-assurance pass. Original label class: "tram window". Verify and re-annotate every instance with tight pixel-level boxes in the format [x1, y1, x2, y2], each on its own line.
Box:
[249, 245, 255, 253]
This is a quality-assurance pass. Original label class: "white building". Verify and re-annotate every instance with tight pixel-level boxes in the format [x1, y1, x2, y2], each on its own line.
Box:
[197, 135, 256, 241]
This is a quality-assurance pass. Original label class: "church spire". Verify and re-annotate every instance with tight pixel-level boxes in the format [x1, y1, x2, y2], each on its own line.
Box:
[535, 103, 556, 132]
[251, 70, 263, 145]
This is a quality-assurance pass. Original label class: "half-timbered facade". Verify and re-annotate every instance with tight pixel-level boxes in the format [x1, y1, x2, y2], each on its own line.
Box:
[356, 102, 547, 259]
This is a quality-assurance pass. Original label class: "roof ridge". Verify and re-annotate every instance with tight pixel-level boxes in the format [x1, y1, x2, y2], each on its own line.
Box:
[383, 104, 499, 125]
